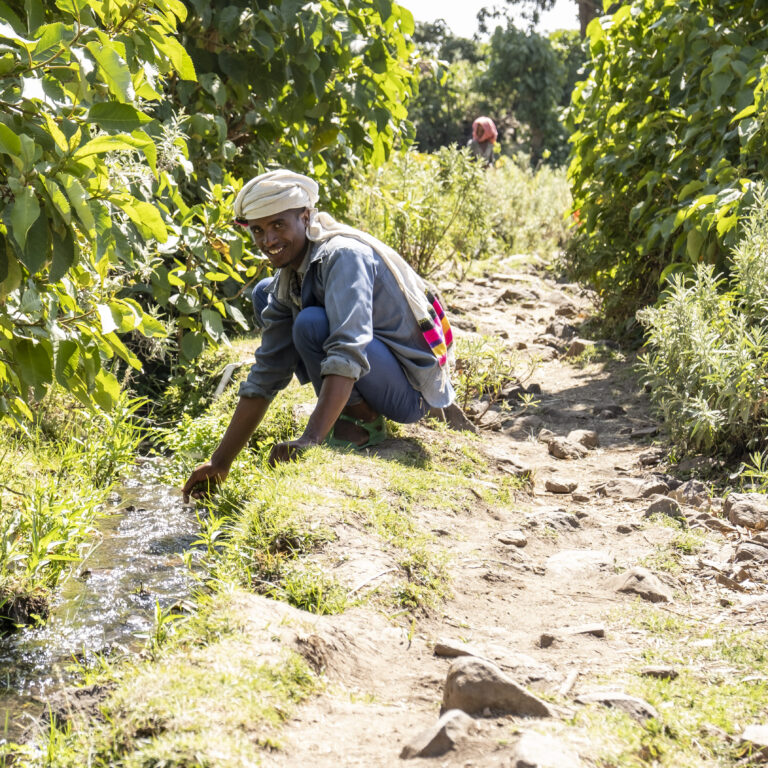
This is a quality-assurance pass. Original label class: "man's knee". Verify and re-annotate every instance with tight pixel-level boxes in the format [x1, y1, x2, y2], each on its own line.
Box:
[292, 306, 329, 349]
[250, 277, 273, 328]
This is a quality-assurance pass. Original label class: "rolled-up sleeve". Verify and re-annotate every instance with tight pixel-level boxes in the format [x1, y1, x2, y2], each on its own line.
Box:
[319, 246, 375, 381]
[238, 295, 299, 401]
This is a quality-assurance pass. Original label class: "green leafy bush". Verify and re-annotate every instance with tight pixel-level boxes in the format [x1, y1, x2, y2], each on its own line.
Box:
[568, 0, 768, 328]
[485, 156, 571, 256]
[346, 146, 489, 276]
[638, 190, 768, 455]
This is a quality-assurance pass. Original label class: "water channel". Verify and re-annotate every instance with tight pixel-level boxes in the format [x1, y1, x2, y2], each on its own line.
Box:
[0, 459, 199, 742]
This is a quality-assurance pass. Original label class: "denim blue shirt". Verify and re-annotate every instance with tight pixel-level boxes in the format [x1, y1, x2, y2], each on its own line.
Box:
[239, 235, 455, 408]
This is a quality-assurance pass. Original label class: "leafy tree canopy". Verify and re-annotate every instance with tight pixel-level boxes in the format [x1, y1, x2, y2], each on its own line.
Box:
[0, 0, 417, 423]
[567, 0, 768, 329]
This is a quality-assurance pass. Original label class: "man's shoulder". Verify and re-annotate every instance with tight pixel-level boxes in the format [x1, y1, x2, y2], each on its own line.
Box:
[316, 234, 376, 260]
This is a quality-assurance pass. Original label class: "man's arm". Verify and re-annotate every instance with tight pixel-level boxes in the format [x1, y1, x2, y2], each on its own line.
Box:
[267, 374, 358, 463]
[182, 396, 270, 501]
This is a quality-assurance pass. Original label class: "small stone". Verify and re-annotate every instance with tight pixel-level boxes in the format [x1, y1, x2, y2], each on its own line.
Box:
[638, 447, 665, 466]
[434, 639, 484, 659]
[616, 524, 633, 534]
[546, 320, 577, 339]
[441, 656, 554, 717]
[548, 437, 587, 460]
[498, 530, 527, 547]
[644, 495, 686, 523]
[504, 414, 544, 438]
[741, 724, 768, 749]
[538, 428, 556, 443]
[725, 493, 768, 530]
[560, 623, 605, 639]
[640, 666, 679, 680]
[511, 731, 583, 768]
[567, 429, 599, 449]
[546, 549, 613, 579]
[501, 287, 539, 304]
[576, 691, 659, 722]
[630, 425, 659, 439]
[734, 541, 768, 563]
[572, 493, 590, 502]
[399, 709, 477, 759]
[669, 479, 709, 509]
[515, 341, 528, 350]
[545, 478, 578, 494]
[593, 404, 625, 417]
[639, 480, 670, 498]
[566, 338, 593, 357]
[609, 566, 673, 603]
[538, 633, 559, 648]
[555, 303, 579, 318]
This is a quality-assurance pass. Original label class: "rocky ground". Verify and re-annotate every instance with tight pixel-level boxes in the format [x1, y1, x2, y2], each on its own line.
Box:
[242, 257, 768, 767]
[23, 257, 768, 767]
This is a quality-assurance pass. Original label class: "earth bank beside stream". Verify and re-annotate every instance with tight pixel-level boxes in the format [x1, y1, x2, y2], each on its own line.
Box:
[8, 259, 768, 767]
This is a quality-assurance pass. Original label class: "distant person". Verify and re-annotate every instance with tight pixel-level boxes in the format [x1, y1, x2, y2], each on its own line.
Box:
[468, 116, 498, 166]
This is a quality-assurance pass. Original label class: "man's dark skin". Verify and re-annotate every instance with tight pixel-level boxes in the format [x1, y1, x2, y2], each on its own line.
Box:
[182, 207, 378, 502]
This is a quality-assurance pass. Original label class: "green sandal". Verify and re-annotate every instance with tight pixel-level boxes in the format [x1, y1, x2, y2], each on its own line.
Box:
[325, 413, 387, 449]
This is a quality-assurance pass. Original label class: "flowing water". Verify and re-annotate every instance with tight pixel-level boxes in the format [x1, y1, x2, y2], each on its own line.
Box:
[0, 458, 199, 741]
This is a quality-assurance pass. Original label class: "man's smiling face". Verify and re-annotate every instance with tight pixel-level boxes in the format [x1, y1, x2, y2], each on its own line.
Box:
[247, 207, 310, 270]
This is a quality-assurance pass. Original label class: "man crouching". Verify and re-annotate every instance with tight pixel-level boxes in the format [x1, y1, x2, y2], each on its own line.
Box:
[182, 170, 455, 501]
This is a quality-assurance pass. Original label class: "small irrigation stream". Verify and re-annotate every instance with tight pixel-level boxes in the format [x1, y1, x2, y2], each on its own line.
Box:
[0, 459, 199, 742]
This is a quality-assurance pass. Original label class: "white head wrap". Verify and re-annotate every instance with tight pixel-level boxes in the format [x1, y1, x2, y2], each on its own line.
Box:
[234, 170, 319, 220]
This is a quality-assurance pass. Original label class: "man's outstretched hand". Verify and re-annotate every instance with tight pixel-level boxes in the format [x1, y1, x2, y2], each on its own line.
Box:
[182, 461, 229, 503]
[267, 437, 317, 466]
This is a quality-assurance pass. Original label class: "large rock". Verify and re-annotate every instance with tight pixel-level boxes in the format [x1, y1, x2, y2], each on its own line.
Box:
[741, 724, 768, 750]
[567, 429, 599, 449]
[734, 541, 768, 563]
[545, 477, 578, 494]
[576, 691, 659, 722]
[725, 493, 768, 530]
[441, 657, 554, 717]
[639, 479, 670, 498]
[565, 338, 594, 357]
[548, 437, 587, 460]
[504, 414, 544, 438]
[399, 709, 477, 759]
[669, 479, 709, 509]
[609, 567, 673, 603]
[644, 495, 686, 523]
[510, 731, 582, 768]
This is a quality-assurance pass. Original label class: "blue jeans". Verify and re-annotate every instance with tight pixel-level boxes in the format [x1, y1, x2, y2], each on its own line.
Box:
[251, 279, 428, 423]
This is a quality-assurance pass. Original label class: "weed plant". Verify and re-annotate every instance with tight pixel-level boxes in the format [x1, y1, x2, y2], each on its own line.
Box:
[638, 189, 768, 457]
[485, 156, 571, 258]
[346, 145, 490, 277]
[0, 391, 144, 627]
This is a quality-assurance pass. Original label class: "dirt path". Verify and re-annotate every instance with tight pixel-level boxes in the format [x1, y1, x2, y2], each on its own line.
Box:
[236, 263, 764, 766]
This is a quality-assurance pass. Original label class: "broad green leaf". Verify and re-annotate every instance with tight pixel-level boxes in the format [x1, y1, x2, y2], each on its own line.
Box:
[0, 231, 6, 282]
[201, 308, 225, 342]
[57, 174, 95, 238]
[49, 227, 75, 281]
[0, 123, 21, 156]
[118, 198, 167, 242]
[15, 339, 52, 398]
[180, 331, 204, 359]
[87, 102, 152, 132]
[226, 302, 249, 330]
[145, 25, 196, 80]
[54, 0, 88, 17]
[20, 215, 50, 275]
[54, 339, 79, 385]
[41, 176, 71, 224]
[97, 303, 118, 334]
[686, 228, 704, 261]
[10, 187, 40, 251]
[92, 368, 120, 411]
[86, 40, 134, 101]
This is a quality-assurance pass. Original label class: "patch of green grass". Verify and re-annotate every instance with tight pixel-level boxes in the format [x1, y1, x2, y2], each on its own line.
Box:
[640, 527, 707, 574]
[572, 606, 768, 767]
[567, 344, 626, 369]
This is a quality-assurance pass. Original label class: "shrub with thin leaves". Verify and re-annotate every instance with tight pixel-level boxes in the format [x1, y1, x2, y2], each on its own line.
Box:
[638, 190, 768, 455]
[346, 146, 489, 277]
